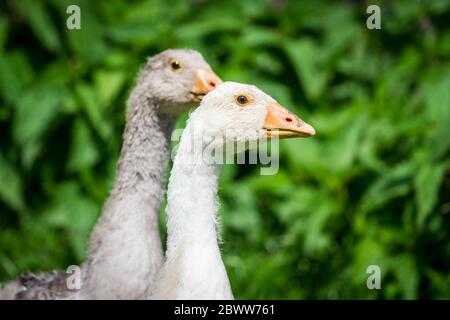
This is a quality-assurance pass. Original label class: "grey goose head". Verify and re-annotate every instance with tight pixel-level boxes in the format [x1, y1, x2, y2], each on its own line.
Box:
[138, 48, 222, 115]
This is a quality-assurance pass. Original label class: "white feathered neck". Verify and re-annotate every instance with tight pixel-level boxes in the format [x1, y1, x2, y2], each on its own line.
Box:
[150, 115, 233, 300]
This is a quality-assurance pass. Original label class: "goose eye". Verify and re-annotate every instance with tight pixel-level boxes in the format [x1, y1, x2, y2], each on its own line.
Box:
[170, 60, 182, 72]
[235, 94, 250, 106]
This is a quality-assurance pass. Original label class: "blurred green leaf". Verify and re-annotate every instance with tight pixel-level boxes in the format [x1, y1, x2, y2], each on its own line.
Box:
[16, 0, 61, 52]
[0, 52, 34, 104]
[75, 83, 112, 142]
[414, 163, 446, 227]
[67, 119, 100, 172]
[359, 162, 416, 216]
[0, 16, 7, 51]
[0, 153, 24, 212]
[93, 69, 127, 108]
[40, 182, 99, 260]
[393, 254, 419, 300]
[13, 81, 68, 167]
[284, 38, 330, 101]
[423, 74, 450, 124]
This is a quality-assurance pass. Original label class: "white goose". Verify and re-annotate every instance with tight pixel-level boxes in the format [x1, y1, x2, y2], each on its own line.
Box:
[150, 82, 315, 299]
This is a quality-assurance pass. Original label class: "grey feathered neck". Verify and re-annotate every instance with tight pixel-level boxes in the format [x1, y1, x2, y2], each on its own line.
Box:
[112, 93, 175, 199]
[79, 74, 177, 299]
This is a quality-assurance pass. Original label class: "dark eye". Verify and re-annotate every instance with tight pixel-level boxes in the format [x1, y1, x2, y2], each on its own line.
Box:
[235, 94, 250, 106]
[170, 60, 183, 71]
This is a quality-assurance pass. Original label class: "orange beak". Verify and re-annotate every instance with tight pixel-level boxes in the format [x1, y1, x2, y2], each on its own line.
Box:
[190, 69, 223, 102]
[264, 102, 315, 139]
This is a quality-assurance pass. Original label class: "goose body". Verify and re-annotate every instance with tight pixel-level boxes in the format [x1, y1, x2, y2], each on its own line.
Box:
[0, 49, 221, 300]
[150, 82, 314, 299]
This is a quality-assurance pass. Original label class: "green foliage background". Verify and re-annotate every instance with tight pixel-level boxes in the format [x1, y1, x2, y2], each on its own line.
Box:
[0, 0, 449, 299]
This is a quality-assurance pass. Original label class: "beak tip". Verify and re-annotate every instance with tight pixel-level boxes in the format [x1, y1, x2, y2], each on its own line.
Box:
[192, 69, 222, 96]
[264, 102, 316, 139]
[305, 124, 316, 137]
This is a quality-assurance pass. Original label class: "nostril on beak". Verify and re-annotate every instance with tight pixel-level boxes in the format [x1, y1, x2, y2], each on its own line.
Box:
[193, 69, 222, 95]
[285, 117, 293, 122]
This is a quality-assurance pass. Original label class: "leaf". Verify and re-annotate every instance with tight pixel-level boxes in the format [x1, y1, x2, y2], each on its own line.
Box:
[0, 16, 7, 51]
[359, 162, 416, 215]
[175, 11, 244, 41]
[64, 5, 108, 67]
[0, 52, 34, 104]
[221, 184, 261, 237]
[393, 254, 419, 299]
[414, 163, 446, 227]
[301, 193, 340, 256]
[424, 73, 450, 161]
[352, 238, 389, 286]
[40, 182, 99, 260]
[423, 73, 450, 124]
[75, 83, 112, 142]
[429, 114, 450, 161]
[330, 113, 366, 177]
[16, 0, 61, 52]
[0, 153, 24, 212]
[284, 38, 330, 101]
[67, 119, 100, 172]
[241, 27, 280, 48]
[108, 22, 162, 46]
[13, 81, 68, 167]
[93, 69, 127, 109]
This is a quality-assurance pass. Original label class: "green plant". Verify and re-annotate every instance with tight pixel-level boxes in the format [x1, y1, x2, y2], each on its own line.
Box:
[0, 0, 449, 299]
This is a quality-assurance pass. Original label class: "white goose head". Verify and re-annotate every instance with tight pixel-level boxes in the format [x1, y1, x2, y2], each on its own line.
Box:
[192, 81, 315, 149]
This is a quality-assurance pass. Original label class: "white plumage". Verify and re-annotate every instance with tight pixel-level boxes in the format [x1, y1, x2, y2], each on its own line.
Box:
[150, 82, 314, 299]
